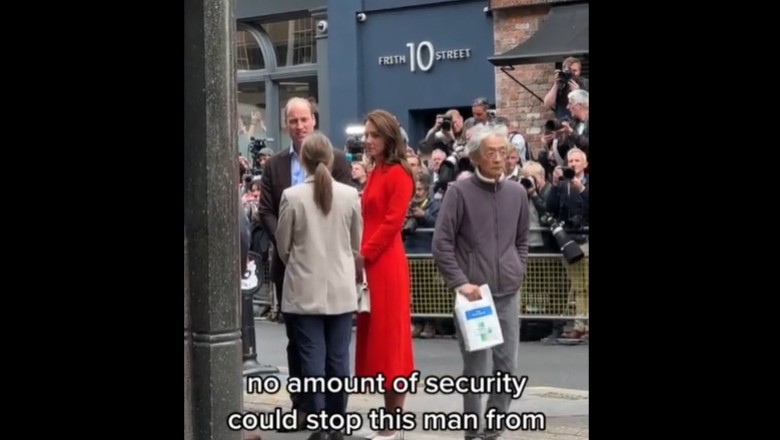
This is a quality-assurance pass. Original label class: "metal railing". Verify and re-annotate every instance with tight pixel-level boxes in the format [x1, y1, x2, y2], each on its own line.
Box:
[251, 227, 588, 321]
[410, 227, 588, 320]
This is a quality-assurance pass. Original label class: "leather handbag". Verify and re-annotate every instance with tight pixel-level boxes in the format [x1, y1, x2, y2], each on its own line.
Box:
[357, 270, 370, 313]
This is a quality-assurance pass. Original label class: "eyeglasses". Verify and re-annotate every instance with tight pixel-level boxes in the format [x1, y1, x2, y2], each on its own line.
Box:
[472, 98, 489, 106]
[482, 148, 507, 160]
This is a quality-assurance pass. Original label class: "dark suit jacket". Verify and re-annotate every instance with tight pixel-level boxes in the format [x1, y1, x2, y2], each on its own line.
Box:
[258, 146, 353, 284]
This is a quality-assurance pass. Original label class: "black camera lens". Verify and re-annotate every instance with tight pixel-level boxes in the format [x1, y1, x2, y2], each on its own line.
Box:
[520, 177, 533, 189]
[550, 221, 585, 264]
[545, 119, 562, 132]
[562, 167, 575, 180]
[557, 68, 572, 83]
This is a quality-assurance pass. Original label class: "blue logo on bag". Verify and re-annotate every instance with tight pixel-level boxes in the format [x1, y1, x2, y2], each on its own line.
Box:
[465, 306, 493, 320]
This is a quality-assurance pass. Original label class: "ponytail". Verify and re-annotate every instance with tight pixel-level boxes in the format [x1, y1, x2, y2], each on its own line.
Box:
[313, 161, 333, 215]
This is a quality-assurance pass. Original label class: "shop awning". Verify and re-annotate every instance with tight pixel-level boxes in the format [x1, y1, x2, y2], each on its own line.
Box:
[488, 1, 589, 67]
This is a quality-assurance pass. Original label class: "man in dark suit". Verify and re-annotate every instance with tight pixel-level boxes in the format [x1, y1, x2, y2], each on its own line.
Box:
[258, 97, 352, 433]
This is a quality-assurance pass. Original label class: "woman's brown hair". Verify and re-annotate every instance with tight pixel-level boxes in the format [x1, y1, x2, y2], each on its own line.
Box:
[363, 109, 414, 195]
[300, 132, 335, 215]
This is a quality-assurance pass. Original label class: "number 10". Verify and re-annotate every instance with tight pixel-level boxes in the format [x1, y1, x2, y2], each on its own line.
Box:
[406, 41, 434, 73]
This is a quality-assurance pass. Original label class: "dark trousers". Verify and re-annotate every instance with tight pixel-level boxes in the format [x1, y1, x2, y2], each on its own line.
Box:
[275, 276, 283, 309]
[276, 281, 307, 412]
[284, 312, 353, 417]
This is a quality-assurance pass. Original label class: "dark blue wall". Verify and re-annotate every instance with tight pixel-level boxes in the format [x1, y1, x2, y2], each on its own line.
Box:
[326, 0, 364, 148]
[363, 0, 463, 11]
[236, 0, 324, 20]
[326, 0, 495, 147]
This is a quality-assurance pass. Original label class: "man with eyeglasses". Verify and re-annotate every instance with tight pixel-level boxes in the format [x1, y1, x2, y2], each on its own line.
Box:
[432, 123, 530, 440]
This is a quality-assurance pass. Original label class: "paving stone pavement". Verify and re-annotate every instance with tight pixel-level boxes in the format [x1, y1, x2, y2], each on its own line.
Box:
[241, 375, 588, 439]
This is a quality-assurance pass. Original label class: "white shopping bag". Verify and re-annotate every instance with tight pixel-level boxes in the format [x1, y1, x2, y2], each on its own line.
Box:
[454, 284, 504, 352]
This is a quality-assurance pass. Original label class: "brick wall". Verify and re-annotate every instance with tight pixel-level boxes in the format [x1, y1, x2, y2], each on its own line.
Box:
[490, 0, 575, 10]
[490, 0, 583, 152]
[492, 4, 557, 152]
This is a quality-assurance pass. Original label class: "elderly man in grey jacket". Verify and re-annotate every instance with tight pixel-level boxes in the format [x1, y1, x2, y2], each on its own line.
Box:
[432, 123, 530, 440]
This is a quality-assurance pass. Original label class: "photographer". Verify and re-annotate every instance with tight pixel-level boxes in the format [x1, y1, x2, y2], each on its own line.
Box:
[423, 109, 465, 150]
[430, 142, 459, 199]
[558, 90, 589, 156]
[540, 120, 576, 180]
[462, 97, 493, 131]
[247, 137, 272, 176]
[546, 148, 589, 230]
[403, 178, 440, 253]
[544, 148, 589, 341]
[238, 110, 265, 160]
[519, 162, 553, 252]
[543, 57, 589, 121]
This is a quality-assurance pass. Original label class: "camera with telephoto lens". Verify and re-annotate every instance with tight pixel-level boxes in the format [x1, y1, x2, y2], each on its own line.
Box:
[557, 68, 572, 86]
[346, 136, 364, 155]
[248, 137, 267, 158]
[540, 215, 585, 264]
[402, 206, 418, 239]
[441, 115, 452, 131]
[520, 176, 535, 190]
[402, 199, 430, 238]
[561, 167, 575, 180]
[545, 117, 572, 132]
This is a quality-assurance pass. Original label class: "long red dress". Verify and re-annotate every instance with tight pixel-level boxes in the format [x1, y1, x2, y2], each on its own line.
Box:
[355, 162, 415, 391]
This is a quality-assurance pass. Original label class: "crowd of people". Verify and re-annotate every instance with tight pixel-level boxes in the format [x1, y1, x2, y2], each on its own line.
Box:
[235, 56, 589, 440]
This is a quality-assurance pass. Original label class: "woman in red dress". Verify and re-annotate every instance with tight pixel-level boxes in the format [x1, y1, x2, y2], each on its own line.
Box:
[355, 109, 415, 440]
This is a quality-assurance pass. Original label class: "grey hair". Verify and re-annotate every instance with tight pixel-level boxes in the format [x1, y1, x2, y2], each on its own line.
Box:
[431, 148, 447, 159]
[466, 122, 486, 140]
[566, 147, 587, 161]
[466, 123, 510, 159]
[567, 89, 589, 108]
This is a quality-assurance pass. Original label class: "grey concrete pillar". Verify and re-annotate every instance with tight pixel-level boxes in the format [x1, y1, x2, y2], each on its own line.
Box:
[184, 231, 193, 440]
[184, 0, 242, 439]
[311, 6, 330, 138]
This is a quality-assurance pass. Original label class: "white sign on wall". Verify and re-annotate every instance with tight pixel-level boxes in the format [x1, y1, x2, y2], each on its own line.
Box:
[377, 41, 472, 73]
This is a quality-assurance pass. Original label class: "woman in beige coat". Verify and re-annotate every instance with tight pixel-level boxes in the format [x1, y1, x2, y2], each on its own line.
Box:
[276, 132, 363, 440]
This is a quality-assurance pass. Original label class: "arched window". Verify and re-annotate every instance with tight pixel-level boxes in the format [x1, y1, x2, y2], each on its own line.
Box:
[261, 17, 317, 66]
[235, 15, 320, 155]
[235, 28, 265, 71]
